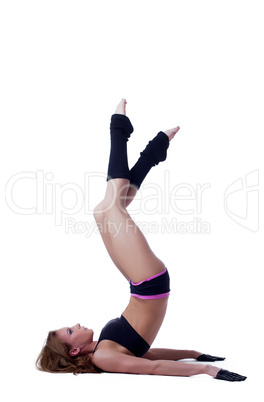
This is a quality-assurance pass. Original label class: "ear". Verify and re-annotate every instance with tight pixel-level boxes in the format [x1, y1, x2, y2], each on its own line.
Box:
[69, 347, 80, 357]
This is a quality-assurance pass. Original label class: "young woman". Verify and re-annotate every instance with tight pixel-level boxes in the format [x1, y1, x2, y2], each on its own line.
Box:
[36, 99, 246, 382]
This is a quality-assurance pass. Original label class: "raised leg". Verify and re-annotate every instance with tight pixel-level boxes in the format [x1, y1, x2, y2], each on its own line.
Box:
[96, 178, 165, 283]
[93, 99, 180, 281]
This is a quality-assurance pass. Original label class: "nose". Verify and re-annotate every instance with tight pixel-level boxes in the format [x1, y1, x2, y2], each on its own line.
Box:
[76, 323, 81, 329]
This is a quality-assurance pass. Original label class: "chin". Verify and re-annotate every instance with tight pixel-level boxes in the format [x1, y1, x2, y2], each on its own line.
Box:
[87, 329, 93, 337]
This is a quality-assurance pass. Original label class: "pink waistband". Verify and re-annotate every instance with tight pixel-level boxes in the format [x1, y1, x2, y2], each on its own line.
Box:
[130, 292, 170, 300]
[129, 268, 167, 286]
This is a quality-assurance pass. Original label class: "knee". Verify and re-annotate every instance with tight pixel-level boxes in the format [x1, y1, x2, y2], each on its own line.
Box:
[93, 202, 105, 221]
[93, 200, 114, 220]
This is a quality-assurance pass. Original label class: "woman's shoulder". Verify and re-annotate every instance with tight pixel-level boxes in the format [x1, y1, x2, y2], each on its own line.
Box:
[92, 346, 123, 372]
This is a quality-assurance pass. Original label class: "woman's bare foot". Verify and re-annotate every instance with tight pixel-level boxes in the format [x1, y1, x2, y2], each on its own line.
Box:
[164, 126, 180, 142]
[115, 98, 127, 115]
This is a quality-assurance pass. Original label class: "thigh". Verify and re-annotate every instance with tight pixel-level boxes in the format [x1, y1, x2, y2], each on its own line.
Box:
[104, 205, 165, 283]
[93, 205, 130, 281]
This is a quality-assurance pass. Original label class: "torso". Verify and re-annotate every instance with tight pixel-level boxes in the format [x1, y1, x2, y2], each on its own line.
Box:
[92, 295, 169, 357]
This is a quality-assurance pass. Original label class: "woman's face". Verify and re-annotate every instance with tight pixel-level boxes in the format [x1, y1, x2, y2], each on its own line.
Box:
[56, 323, 94, 355]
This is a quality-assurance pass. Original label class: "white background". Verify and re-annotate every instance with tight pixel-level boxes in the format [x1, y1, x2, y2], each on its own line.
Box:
[1, 1, 263, 401]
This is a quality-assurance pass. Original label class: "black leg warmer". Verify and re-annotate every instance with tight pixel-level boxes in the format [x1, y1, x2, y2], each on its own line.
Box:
[129, 131, 170, 190]
[106, 114, 134, 182]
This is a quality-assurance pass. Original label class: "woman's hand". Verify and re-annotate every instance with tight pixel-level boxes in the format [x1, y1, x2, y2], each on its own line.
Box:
[196, 353, 226, 362]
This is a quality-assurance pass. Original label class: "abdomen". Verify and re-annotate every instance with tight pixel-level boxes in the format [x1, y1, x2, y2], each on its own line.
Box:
[122, 296, 169, 345]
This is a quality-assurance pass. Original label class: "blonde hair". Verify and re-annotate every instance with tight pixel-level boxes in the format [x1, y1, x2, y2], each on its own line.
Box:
[35, 331, 101, 375]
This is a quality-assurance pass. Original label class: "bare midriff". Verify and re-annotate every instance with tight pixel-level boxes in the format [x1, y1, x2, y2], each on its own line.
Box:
[122, 295, 169, 345]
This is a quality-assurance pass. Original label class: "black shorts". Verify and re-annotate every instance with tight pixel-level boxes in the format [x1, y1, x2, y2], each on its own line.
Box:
[129, 268, 170, 299]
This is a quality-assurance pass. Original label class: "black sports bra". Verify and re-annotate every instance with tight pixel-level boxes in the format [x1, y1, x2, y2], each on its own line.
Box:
[93, 315, 150, 357]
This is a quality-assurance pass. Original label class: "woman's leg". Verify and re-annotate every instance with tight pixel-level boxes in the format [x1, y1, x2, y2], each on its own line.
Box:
[93, 99, 135, 281]
[99, 178, 165, 283]
[125, 120, 179, 207]
[93, 99, 180, 281]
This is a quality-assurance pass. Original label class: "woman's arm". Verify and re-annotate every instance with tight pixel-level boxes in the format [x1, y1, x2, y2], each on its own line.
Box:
[93, 350, 246, 381]
[142, 348, 201, 361]
[93, 349, 212, 377]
